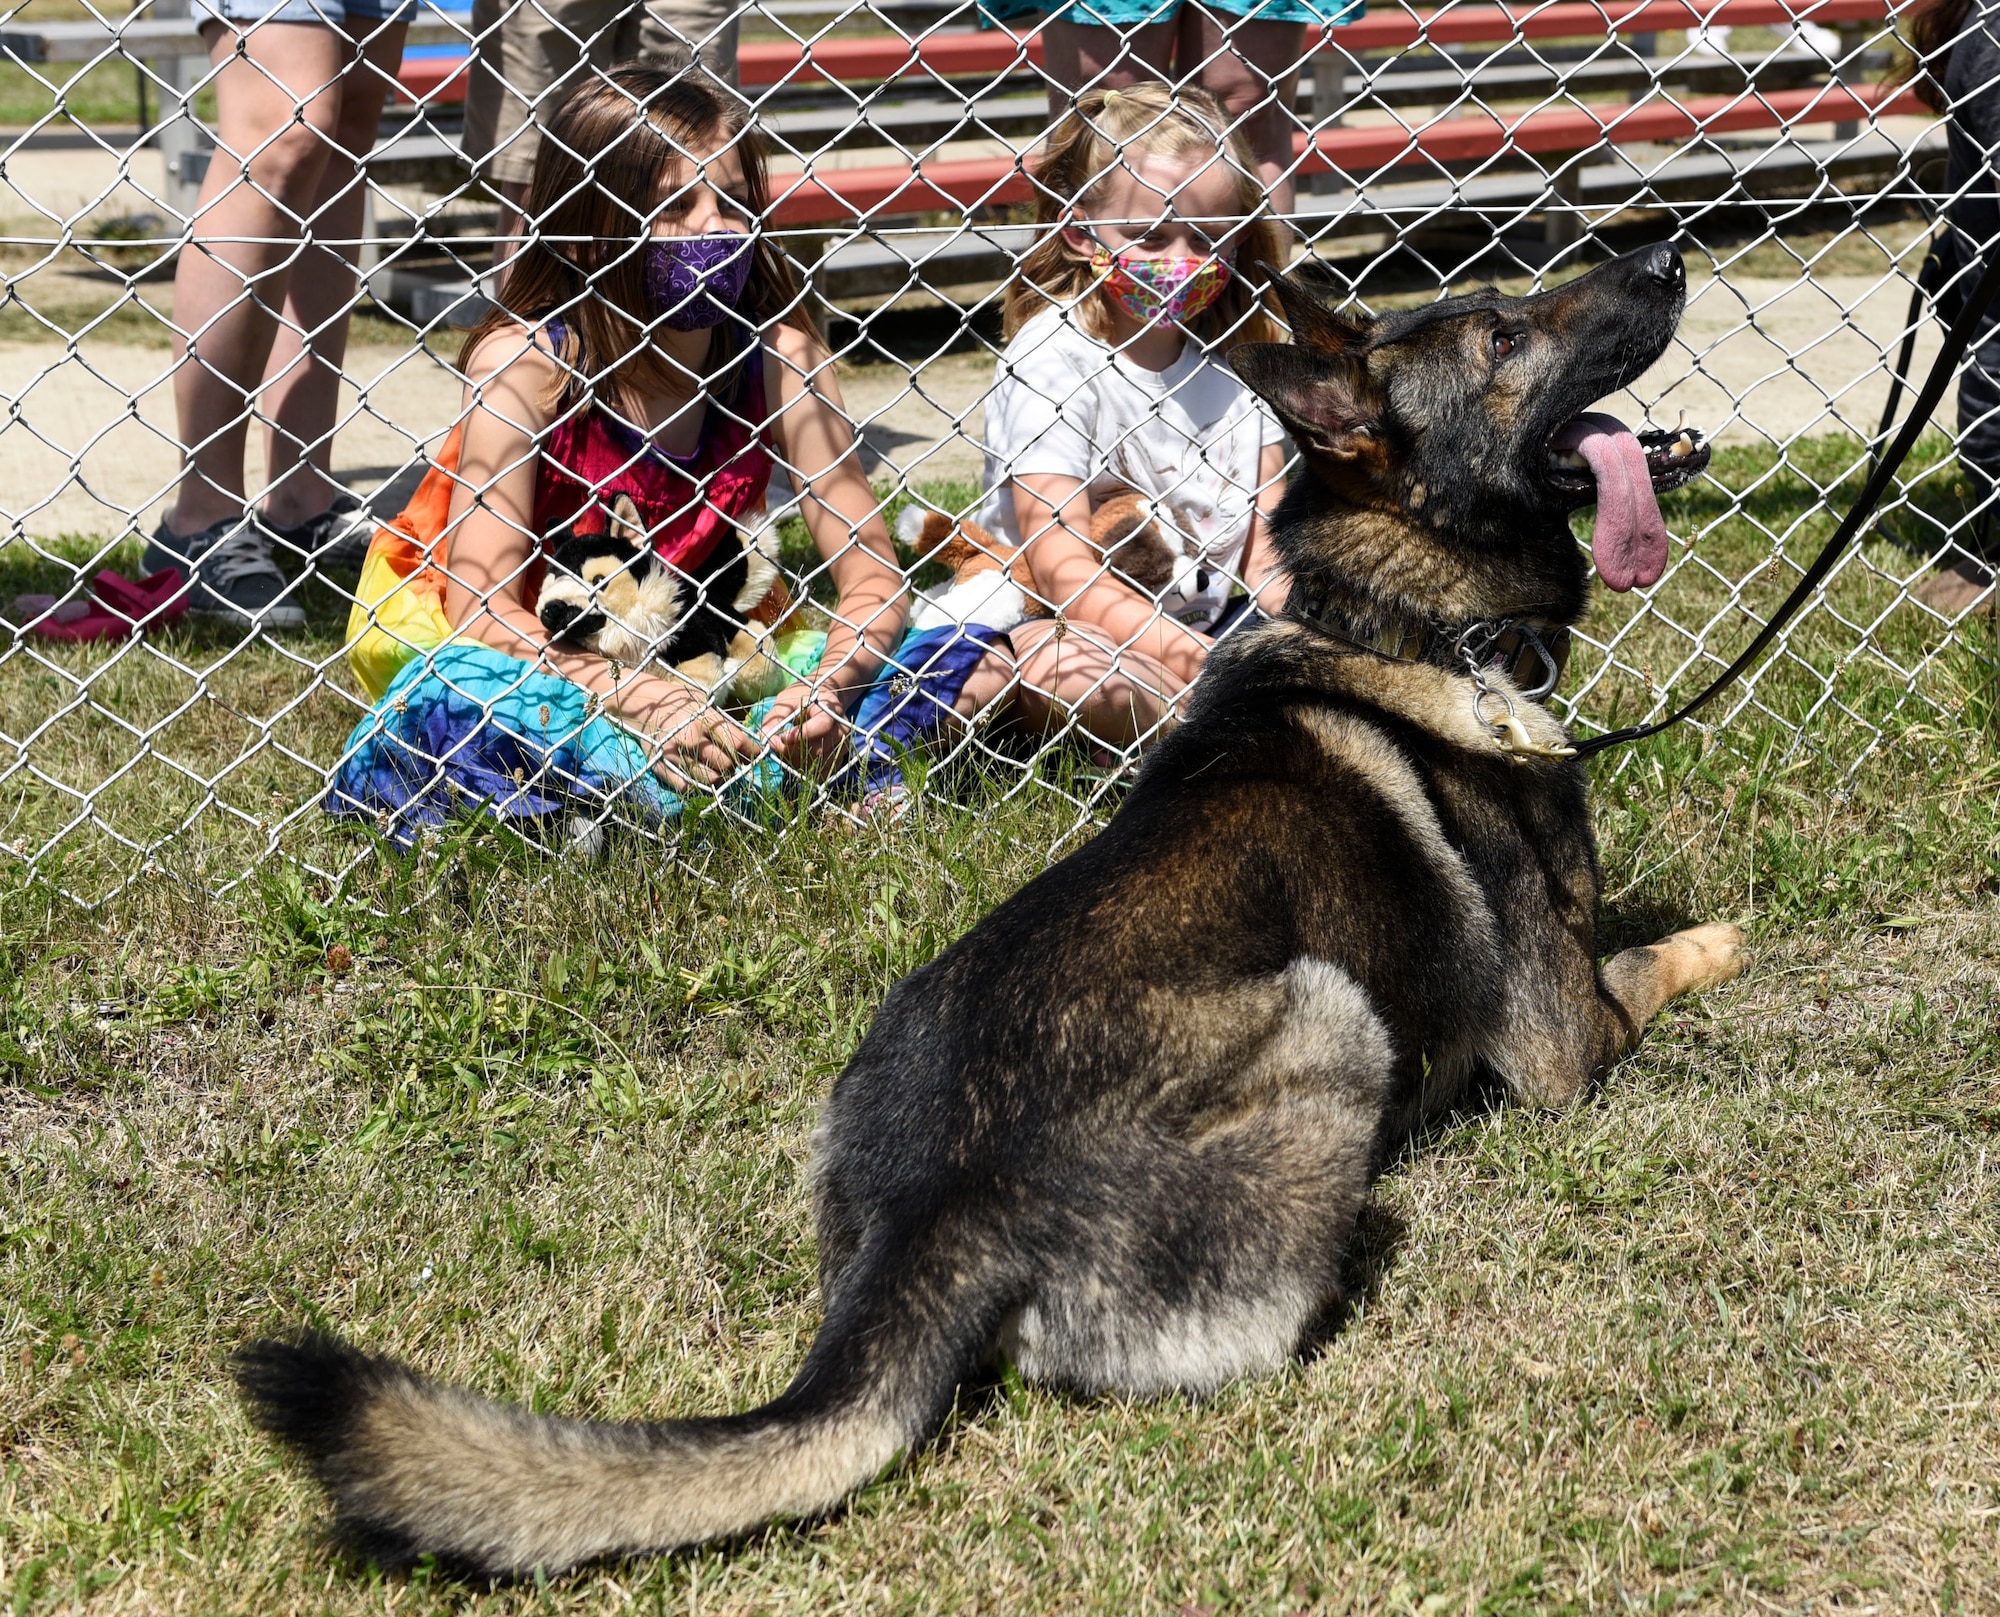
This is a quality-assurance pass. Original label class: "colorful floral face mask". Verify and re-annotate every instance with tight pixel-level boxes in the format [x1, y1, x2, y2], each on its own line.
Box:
[1090, 246, 1233, 328]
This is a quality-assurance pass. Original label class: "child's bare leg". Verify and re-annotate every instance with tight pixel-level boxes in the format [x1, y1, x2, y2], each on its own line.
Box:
[954, 641, 1019, 723]
[1008, 617, 1185, 748]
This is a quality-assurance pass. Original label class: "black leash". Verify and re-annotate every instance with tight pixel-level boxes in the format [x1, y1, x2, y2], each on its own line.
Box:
[1571, 241, 2000, 761]
[1864, 177, 1944, 490]
[1869, 258, 1935, 488]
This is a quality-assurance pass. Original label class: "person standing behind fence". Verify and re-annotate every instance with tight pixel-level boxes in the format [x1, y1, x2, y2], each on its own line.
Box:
[462, 0, 737, 265]
[146, 0, 410, 629]
[991, 0, 1358, 217]
[1900, 0, 2000, 614]
[954, 85, 1291, 750]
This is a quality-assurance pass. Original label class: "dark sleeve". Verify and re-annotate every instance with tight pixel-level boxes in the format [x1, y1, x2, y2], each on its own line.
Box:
[1955, 25, 2000, 149]
[1944, 14, 2000, 271]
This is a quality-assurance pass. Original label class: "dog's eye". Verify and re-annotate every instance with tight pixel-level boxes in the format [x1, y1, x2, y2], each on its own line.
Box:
[1492, 332, 1519, 360]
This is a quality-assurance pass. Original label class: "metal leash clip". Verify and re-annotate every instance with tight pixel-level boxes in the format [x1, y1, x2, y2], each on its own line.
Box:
[1489, 708, 1577, 760]
[1456, 618, 1562, 701]
[1509, 623, 1562, 702]
[1458, 623, 1576, 763]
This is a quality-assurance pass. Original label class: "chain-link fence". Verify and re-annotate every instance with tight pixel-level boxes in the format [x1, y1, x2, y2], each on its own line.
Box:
[0, 0, 1993, 906]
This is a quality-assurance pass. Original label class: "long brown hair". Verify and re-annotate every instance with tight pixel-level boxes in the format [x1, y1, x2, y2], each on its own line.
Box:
[1004, 82, 1287, 352]
[458, 61, 807, 409]
[1897, 0, 1973, 112]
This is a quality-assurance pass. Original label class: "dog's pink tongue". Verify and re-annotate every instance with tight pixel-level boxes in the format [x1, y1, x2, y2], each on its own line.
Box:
[1555, 412, 1669, 592]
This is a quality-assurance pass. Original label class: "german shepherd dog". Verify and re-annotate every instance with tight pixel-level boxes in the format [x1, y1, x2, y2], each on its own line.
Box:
[237, 242, 1744, 1577]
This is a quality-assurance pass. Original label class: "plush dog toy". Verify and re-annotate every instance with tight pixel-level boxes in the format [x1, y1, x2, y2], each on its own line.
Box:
[897, 490, 1207, 632]
[537, 493, 792, 699]
[897, 508, 1042, 632]
[1089, 487, 1210, 607]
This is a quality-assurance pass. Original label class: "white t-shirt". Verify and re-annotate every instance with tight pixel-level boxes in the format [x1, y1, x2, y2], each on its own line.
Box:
[976, 306, 1287, 632]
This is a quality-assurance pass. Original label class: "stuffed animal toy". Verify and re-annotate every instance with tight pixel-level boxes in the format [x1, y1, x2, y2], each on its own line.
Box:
[1088, 486, 1210, 608]
[537, 493, 793, 699]
[897, 508, 1044, 633]
[896, 490, 1207, 633]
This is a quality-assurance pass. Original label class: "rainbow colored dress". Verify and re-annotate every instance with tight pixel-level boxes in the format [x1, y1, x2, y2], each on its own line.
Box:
[326, 330, 792, 842]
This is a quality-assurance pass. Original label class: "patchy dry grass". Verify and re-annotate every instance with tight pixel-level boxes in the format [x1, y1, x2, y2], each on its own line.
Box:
[2, 714, 1996, 1616]
[0, 439, 1987, 905]
[1, 446, 1998, 1614]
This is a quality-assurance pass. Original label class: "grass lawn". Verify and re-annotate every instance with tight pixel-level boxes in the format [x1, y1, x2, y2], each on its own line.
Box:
[2, 440, 1998, 1613]
[0, 61, 214, 135]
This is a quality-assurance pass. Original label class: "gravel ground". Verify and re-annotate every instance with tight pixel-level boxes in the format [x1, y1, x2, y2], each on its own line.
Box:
[0, 271, 1955, 543]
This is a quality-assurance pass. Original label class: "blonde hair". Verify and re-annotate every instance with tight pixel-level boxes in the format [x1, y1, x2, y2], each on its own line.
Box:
[1005, 82, 1287, 351]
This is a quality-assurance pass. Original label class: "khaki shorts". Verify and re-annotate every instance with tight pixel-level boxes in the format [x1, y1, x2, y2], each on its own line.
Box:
[462, 0, 739, 188]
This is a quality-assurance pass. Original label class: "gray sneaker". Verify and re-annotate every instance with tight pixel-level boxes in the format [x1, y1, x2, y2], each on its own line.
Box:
[273, 493, 375, 573]
[142, 515, 307, 630]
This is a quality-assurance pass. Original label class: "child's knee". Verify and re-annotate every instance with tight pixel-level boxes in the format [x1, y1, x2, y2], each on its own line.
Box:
[954, 646, 1017, 719]
[1018, 633, 1111, 699]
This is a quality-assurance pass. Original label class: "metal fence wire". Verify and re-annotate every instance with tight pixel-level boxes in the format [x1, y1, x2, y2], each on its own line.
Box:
[0, 0, 1995, 905]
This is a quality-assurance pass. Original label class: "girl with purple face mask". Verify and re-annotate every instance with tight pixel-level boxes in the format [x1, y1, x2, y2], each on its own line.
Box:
[956, 83, 1295, 753]
[384, 63, 905, 794]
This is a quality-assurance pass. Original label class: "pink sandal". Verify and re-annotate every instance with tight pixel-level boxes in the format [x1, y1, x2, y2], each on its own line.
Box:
[14, 569, 188, 643]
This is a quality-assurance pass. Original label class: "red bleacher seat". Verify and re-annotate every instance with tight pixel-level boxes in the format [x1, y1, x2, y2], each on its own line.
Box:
[390, 0, 1911, 233]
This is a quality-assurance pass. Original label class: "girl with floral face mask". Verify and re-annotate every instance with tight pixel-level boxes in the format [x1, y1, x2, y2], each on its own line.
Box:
[959, 83, 1294, 754]
[327, 62, 906, 836]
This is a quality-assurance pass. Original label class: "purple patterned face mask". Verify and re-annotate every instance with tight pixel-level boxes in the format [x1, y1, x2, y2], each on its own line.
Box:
[643, 233, 753, 330]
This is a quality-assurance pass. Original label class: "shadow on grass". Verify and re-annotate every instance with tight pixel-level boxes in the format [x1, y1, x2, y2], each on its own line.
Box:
[1598, 893, 1704, 956]
[1301, 1202, 1411, 1362]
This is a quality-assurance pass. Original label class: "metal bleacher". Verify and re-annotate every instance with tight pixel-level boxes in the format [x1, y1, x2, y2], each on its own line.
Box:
[2, 0, 1930, 327]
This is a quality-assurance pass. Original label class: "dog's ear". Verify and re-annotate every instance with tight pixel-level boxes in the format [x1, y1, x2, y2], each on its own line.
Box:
[1257, 263, 1366, 354]
[1230, 343, 1380, 462]
[1088, 489, 1148, 550]
[545, 517, 597, 571]
[915, 510, 956, 556]
[608, 493, 647, 552]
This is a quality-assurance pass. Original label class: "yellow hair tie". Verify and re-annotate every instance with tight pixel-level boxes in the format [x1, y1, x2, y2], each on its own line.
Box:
[1103, 88, 1123, 103]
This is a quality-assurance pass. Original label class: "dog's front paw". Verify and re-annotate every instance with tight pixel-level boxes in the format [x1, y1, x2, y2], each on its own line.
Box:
[1671, 922, 1746, 996]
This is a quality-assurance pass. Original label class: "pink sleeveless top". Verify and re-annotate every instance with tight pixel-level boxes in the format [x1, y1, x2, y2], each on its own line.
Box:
[526, 323, 777, 602]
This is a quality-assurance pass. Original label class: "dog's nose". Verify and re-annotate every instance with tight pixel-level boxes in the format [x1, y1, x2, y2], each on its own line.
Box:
[540, 599, 579, 635]
[1641, 242, 1685, 292]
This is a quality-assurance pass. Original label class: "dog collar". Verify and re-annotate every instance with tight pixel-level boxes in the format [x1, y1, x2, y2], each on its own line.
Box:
[1290, 601, 1576, 762]
[1293, 601, 1565, 692]
[1287, 597, 1434, 665]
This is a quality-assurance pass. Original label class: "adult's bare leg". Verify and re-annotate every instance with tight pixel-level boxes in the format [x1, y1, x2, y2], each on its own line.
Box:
[460, 0, 527, 276]
[260, 19, 408, 531]
[628, 0, 739, 83]
[166, 20, 346, 537]
[1181, 4, 1304, 216]
[1040, 13, 1177, 121]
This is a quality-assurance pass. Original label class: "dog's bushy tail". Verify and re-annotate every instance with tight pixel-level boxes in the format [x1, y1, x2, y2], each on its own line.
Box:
[235, 1227, 1012, 1577]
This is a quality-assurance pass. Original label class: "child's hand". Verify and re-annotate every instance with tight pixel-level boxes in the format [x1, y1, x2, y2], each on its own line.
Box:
[763, 682, 848, 760]
[639, 692, 763, 790]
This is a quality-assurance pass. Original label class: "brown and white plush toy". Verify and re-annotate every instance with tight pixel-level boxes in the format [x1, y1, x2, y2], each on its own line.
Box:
[897, 489, 1209, 632]
[537, 492, 793, 698]
[1087, 486, 1210, 610]
[897, 508, 1045, 632]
